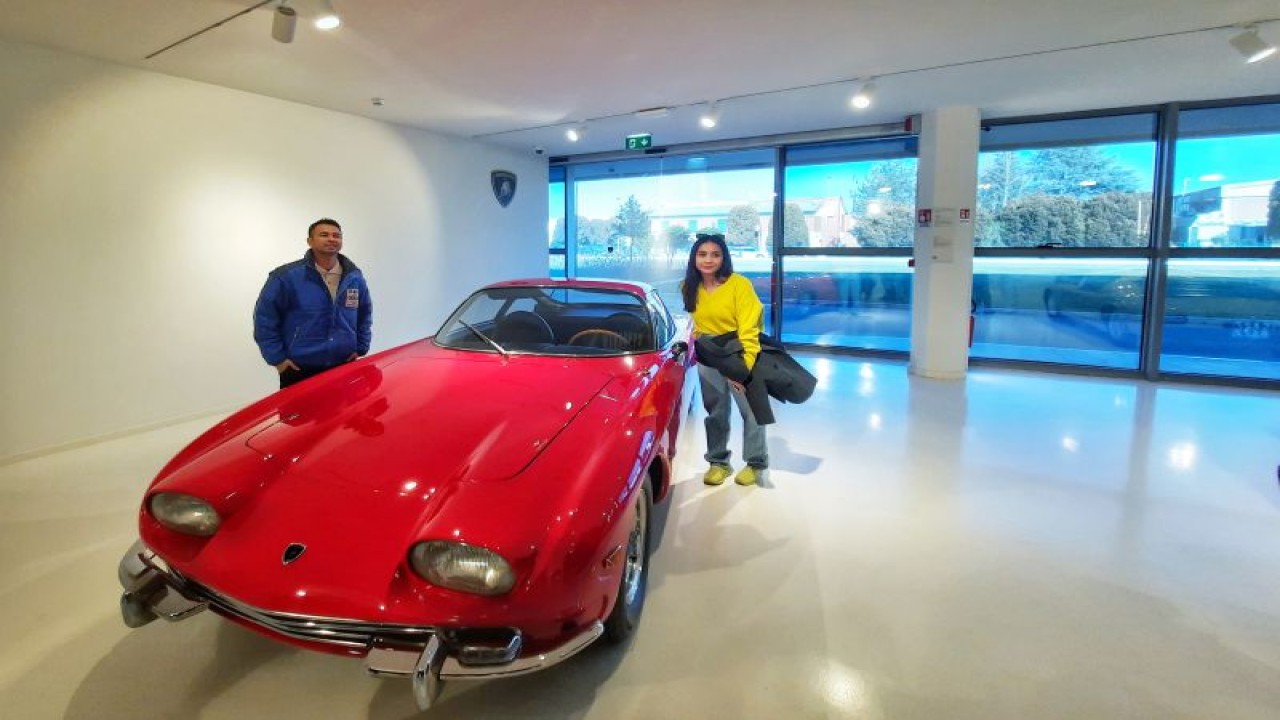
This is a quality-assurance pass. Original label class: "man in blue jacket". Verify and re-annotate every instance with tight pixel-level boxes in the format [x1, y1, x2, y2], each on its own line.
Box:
[254, 218, 373, 389]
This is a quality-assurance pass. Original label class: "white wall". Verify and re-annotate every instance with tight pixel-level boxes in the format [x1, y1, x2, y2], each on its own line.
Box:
[0, 39, 548, 462]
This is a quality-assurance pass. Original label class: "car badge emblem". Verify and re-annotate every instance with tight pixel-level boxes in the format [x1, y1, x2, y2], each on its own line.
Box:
[282, 543, 307, 565]
[491, 170, 517, 208]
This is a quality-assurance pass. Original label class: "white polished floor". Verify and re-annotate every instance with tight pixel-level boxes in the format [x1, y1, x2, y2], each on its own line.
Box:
[3, 355, 1280, 719]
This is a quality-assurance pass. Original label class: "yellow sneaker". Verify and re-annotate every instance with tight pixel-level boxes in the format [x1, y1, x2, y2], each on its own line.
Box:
[735, 466, 761, 486]
[703, 464, 732, 486]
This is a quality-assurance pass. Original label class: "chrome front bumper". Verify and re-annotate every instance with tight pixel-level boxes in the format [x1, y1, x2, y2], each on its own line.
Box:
[364, 622, 603, 709]
[117, 539, 604, 710]
[117, 540, 207, 626]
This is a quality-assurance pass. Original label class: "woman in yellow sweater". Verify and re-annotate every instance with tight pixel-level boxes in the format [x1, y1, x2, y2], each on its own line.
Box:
[680, 233, 767, 487]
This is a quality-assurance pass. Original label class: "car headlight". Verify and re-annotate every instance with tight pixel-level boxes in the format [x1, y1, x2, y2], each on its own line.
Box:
[149, 492, 220, 537]
[409, 541, 515, 596]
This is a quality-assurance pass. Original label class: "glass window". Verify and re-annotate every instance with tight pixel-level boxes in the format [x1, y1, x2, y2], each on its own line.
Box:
[549, 102, 1280, 386]
[548, 253, 565, 279]
[785, 137, 918, 248]
[1163, 102, 1280, 381]
[1158, 260, 1280, 378]
[1172, 103, 1280, 248]
[779, 137, 918, 349]
[970, 114, 1157, 372]
[435, 285, 653, 355]
[777, 256, 913, 351]
[647, 293, 675, 346]
[548, 166, 566, 278]
[977, 114, 1157, 248]
[972, 258, 1147, 369]
[567, 149, 776, 316]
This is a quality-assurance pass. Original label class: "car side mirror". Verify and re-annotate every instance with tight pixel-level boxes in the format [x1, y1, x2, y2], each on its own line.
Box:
[671, 340, 689, 361]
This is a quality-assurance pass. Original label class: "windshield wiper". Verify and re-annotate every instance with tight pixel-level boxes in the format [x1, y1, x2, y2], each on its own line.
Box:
[458, 320, 508, 357]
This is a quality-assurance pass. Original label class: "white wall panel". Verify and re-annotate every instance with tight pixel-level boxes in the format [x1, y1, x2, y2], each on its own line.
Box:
[0, 39, 547, 461]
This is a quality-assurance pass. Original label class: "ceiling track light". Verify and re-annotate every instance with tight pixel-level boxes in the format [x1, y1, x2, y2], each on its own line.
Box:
[698, 102, 720, 129]
[1229, 25, 1276, 63]
[314, 0, 341, 30]
[271, 3, 297, 43]
[634, 107, 671, 119]
[146, 0, 347, 60]
[850, 79, 876, 110]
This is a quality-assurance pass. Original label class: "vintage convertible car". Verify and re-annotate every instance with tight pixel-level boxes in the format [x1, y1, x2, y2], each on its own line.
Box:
[117, 278, 694, 710]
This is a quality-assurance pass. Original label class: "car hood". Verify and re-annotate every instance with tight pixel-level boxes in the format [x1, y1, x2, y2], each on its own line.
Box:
[150, 347, 623, 614]
[244, 350, 613, 484]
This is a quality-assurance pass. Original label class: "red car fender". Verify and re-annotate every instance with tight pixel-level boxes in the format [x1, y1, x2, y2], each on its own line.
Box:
[401, 372, 667, 647]
[507, 382, 663, 637]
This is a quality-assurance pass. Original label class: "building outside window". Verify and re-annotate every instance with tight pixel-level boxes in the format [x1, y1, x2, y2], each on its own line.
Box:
[971, 113, 1158, 369]
[548, 99, 1280, 385]
[548, 166, 566, 278]
[778, 137, 918, 350]
[1161, 102, 1280, 380]
[554, 151, 776, 318]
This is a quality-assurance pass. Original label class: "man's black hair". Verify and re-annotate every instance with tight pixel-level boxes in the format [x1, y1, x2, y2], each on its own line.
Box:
[308, 218, 342, 236]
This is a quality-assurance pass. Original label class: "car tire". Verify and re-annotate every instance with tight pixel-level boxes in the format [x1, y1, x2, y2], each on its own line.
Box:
[603, 478, 652, 644]
[1102, 307, 1137, 346]
[1043, 290, 1063, 319]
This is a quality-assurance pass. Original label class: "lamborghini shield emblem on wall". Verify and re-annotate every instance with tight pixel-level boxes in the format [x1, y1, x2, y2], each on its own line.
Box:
[282, 543, 306, 565]
[491, 170, 517, 208]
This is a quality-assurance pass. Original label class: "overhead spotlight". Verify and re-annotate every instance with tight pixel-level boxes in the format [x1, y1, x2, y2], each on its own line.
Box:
[850, 79, 875, 110]
[271, 4, 297, 43]
[1229, 25, 1276, 63]
[314, 0, 341, 30]
[699, 103, 720, 129]
[565, 125, 585, 142]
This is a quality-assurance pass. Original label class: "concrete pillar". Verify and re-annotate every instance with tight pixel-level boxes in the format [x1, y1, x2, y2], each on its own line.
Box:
[909, 106, 980, 380]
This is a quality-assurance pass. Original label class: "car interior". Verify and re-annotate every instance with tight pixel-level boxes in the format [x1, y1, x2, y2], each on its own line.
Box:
[494, 307, 656, 353]
[441, 294, 658, 355]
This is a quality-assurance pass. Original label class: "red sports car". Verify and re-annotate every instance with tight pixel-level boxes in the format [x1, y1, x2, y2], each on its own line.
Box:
[117, 278, 695, 710]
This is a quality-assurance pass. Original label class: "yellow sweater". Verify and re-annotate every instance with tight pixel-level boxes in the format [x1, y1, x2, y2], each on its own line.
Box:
[691, 273, 764, 369]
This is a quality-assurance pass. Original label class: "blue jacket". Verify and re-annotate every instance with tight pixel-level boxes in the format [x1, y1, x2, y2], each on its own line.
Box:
[253, 251, 373, 371]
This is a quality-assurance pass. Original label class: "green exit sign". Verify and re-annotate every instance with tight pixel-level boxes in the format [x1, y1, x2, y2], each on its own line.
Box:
[625, 133, 653, 151]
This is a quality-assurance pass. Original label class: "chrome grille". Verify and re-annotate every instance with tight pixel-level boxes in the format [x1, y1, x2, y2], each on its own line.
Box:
[180, 576, 434, 649]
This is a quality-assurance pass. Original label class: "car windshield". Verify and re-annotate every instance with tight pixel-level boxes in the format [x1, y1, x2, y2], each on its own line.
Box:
[434, 285, 657, 356]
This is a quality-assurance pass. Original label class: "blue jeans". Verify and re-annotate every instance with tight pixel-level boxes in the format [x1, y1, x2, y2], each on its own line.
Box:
[698, 363, 768, 469]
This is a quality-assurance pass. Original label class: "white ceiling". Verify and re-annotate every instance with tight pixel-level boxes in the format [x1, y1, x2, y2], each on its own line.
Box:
[1, 0, 1277, 158]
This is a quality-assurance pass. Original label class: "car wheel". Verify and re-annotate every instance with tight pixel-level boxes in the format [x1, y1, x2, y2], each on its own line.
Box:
[603, 478, 652, 643]
[1102, 308, 1137, 346]
[1043, 290, 1063, 319]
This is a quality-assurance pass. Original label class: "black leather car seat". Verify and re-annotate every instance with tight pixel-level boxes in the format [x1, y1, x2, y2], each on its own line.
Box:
[493, 310, 555, 345]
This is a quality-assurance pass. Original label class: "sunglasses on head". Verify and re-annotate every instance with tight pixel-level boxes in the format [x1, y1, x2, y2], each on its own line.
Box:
[695, 233, 725, 241]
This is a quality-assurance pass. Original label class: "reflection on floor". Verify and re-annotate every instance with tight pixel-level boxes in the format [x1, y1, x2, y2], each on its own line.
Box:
[3, 354, 1280, 719]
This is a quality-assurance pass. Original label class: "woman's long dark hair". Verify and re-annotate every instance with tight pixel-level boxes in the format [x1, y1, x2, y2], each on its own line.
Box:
[681, 233, 734, 312]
